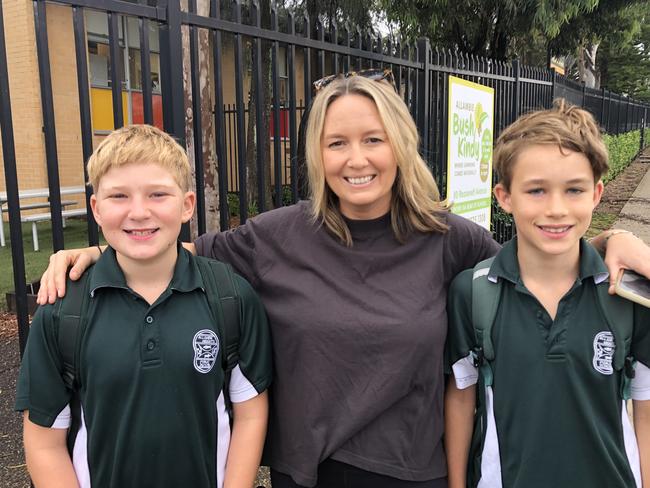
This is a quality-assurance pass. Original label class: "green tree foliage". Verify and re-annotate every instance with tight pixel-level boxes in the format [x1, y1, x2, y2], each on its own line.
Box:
[548, 0, 645, 88]
[598, 6, 650, 100]
[379, 0, 598, 60]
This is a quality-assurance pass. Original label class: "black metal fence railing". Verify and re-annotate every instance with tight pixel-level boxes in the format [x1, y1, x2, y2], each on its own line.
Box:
[1, 0, 649, 352]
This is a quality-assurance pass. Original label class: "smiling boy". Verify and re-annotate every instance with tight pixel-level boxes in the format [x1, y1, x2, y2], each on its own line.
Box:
[15, 125, 272, 488]
[444, 100, 650, 488]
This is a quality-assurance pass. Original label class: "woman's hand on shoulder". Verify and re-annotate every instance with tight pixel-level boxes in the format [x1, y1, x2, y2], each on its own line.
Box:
[37, 246, 102, 305]
[594, 230, 650, 293]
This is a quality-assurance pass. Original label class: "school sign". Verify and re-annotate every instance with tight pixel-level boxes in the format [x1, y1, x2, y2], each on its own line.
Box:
[446, 76, 495, 230]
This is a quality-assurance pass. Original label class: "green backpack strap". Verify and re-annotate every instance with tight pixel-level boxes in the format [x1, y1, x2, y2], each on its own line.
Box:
[57, 269, 93, 391]
[55, 267, 93, 455]
[595, 282, 635, 400]
[195, 257, 240, 410]
[471, 256, 502, 386]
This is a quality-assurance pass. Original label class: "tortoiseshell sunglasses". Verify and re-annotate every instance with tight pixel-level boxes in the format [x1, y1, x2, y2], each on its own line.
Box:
[313, 68, 396, 92]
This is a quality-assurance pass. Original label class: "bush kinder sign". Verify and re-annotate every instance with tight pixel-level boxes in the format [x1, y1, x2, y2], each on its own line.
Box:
[446, 76, 495, 230]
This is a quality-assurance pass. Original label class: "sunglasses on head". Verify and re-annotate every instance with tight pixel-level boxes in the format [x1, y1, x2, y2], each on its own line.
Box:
[313, 68, 396, 92]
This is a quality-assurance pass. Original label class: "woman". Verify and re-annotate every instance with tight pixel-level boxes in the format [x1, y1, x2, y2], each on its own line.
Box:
[38, 72, 650, 487]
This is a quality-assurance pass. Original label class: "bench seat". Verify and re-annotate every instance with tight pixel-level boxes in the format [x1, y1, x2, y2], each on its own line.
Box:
[22, 208, 87, 251]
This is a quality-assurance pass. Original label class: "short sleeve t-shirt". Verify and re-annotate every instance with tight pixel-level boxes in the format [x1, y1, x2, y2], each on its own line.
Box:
[16, 247, 272, 488]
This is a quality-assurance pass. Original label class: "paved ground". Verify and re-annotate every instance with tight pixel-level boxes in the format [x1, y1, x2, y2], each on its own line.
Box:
[614, 151, 650, 243]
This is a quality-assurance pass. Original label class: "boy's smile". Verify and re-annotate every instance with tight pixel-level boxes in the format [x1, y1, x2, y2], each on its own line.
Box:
[90, 162, 195, 272]
[494, 144, 604, 263]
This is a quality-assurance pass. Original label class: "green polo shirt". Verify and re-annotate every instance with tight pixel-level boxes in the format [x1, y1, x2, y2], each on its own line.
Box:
[16, 245, 272, 488]
[447, 238, 650, 488]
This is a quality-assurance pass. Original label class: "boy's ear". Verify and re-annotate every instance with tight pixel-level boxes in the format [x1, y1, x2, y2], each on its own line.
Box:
[182, 191, 196, 223]
[89, 194, 102, 227]
[592, 180, 604, 208]
[493, 183, 512, 213]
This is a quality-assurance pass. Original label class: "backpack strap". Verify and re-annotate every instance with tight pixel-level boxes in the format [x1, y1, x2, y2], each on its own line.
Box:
[195, 257, 240, 411]
[595, 282, 635, 400]
[55, 267, 93, 455]
[57, 270, 93, 391]
[471, 257, 502, 386]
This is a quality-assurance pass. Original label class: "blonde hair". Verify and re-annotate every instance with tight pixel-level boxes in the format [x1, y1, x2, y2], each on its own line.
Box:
[87, 124, 192, 191]
[305, 76, 448, 245]
[494, 99, 609, 190]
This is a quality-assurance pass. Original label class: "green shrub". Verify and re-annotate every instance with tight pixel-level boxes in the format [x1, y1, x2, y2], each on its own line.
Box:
[603, 130, 641, 184]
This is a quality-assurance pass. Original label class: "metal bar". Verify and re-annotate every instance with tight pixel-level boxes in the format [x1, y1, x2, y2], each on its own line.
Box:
[233, 0, 247, 222]
[52, 0, 162, 19]
[108, 11, 124, 128]
[189, 0, 206, 235]
[0, 0, 29, 354]
[416, 38, 430, 155]
[271, 5, 281, 208]
[512, 59, 521, 122]
[159, 0, 189, 239]
[139, 17, 153, 124]
[72, 6, 99, 245]
[180, 12, 422, 70]
[33, 0, 64, 251]
[302, 11, 312, 110]
[210, 0, 229, 230]
[252, 0, 265, 213]
[287, 12, 297, 202]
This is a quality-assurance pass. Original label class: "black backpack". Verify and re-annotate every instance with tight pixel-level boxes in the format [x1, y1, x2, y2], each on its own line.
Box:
[54, 256, 241, 450]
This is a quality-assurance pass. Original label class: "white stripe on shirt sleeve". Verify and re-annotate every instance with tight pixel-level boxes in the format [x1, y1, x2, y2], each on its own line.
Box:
[229, 364, 262, 403]
[631, 360, 650, 401]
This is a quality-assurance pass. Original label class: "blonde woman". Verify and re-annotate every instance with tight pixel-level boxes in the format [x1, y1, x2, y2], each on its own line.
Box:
[37, 71, 650, 488]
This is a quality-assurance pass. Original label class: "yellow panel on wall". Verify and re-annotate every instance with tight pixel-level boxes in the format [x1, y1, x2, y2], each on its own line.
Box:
[90, 87, 129, 131]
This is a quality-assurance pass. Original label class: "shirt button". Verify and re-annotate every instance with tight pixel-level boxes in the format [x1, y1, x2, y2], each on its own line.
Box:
[146, 340, 156, 351]
[145, 316, 154, 324]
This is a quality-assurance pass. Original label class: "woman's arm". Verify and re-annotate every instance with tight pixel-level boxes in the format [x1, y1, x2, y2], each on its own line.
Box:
[223, 391, 268, 488]
[23, 413, 79, 488]
[590, 230, 650, 293]
[37, 242, 198, 305]
[445, 377, 476, 488]
[634, 399, 650, 488]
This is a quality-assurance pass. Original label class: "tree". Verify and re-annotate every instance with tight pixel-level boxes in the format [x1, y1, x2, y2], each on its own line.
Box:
[598, 8, 650, 101]
[548, 0, 646, 88]
[379, 0, 598, 60]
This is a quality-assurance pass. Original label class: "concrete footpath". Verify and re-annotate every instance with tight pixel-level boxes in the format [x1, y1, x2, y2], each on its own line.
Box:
[614, 151, 650, 244]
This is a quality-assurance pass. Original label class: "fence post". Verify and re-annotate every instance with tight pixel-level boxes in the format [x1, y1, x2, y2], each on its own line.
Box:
[159, 0, 189, 239]
[33, 0, 65, 251]
[0, 0, 30, 355]
[512, 59, 520, 122]
[549, 67, 556, 106]
[416, 37, 431, 156]
[600, 87, 606, 125]
[641, 108, 646, 152]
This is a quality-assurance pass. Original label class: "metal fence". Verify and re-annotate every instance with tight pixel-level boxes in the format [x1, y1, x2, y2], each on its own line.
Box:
[2, 0, 650, 352]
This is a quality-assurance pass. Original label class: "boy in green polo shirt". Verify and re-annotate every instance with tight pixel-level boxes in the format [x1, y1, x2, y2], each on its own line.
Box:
[15, 125, 272, 488]
[445, 100, 650, 488]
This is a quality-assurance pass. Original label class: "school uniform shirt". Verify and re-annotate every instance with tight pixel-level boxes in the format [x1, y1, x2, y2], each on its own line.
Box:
[447, 238, 650, 488]
[195, 201, 501, 487]
[15, 246, 272, 488]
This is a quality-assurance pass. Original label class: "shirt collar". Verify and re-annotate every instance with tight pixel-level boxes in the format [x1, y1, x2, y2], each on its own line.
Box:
[488, 237, 609, 285]
[89, 242, 204, 295]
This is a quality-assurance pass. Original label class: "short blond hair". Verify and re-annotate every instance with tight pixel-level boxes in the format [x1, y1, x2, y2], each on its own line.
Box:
[87, 124, 192, 191]
[494, 99, 608, 190]
[305, 76, 448, 245]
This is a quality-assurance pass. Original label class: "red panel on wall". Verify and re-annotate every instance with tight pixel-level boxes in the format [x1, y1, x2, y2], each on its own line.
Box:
[131, 92, 164, 129]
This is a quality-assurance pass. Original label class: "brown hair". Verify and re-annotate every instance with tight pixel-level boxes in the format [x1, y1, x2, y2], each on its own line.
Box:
[493, 99, 608, 189]
[305, 75, 448, 246]
[87, 124, 192, 191]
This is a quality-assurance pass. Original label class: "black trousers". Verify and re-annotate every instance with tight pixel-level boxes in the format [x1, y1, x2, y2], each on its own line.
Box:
[270, 459, 448, 488]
